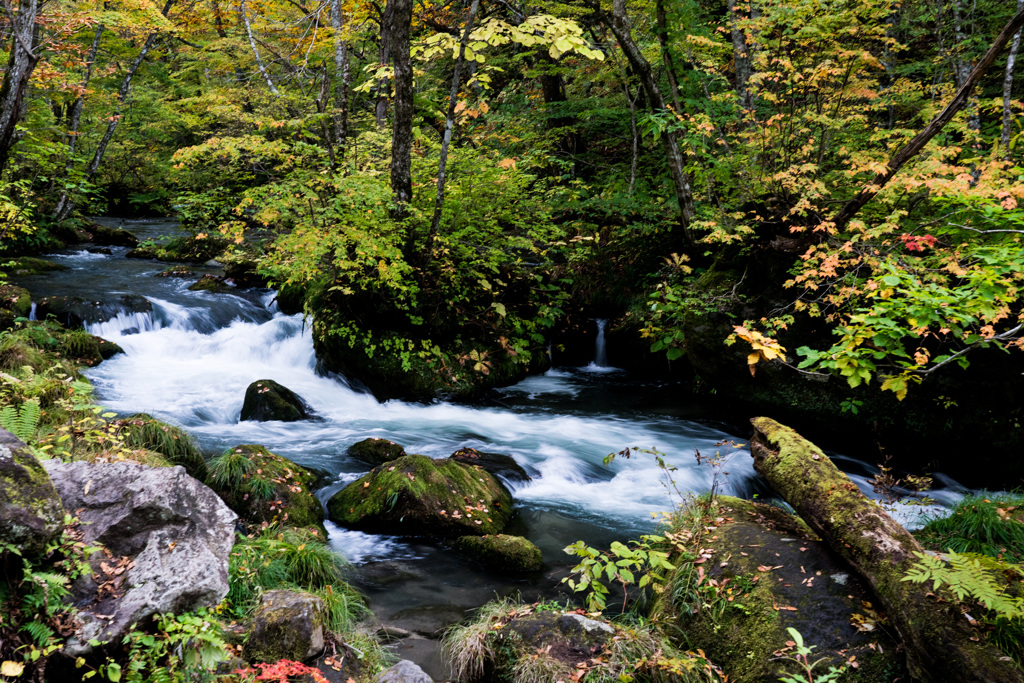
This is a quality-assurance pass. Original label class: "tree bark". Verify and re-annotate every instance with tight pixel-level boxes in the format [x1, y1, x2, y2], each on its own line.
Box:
[375, 0, 394, 130]
[830, 5, 1024, 234]
[750, 417, 1024, 683]
[727, 0, 752, 111]
[388, 0, 413, 218]
[597, 0, 696, 246]
[331, 0, 350, 166]
[0, 0, 40, 177]
[654, 0, 683, 114]
[240, 0, 279, 95]
[1002, 0, 1024, 157]
[424, 0, 480, 262]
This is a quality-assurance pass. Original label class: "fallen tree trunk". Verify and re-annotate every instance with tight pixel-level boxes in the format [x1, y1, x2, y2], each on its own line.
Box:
[749, 417, 1023, 683]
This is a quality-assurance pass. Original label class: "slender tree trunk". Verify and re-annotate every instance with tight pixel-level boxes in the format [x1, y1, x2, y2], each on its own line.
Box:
[53, 23, 105, 220]
[54, 0, 175, 221]
[1002, 0, 1024, 157]
[626, 83, 639, 195]
[315, 63, 336, 168]
[331, 0, 350, 166]
[424, 0, 481, 262]
[0, 0, 40, 177]
[375, 0, 394, 129]
[727, 0, 752, 111]
[654, 0, 683, 113]
[240, 0, 279, 95]
[598, 0, 696, 246]
[388, 0, 413, 218]
[830, 5, 1024, 234]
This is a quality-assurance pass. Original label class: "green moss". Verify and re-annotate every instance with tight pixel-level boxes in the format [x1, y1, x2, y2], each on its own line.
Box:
[0, 284, 31, 317]
[346, 438, 406, 467]
[453, 534, 543, 573]
[208, 444, 326, 538]
[0, 257, 68, 276]
[326, 454, 513, 537]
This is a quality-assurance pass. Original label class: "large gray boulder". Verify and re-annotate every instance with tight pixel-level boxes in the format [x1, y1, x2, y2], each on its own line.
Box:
[242, 589, 325, 663]
[42, 460, 237, 655]
[0, 429, 64, 556]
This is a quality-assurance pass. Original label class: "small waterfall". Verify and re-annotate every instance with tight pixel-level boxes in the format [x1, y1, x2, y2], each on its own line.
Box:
[593, 318, 608, 367]
[28, 302, 36, 321]
[87, 310, 160, 338]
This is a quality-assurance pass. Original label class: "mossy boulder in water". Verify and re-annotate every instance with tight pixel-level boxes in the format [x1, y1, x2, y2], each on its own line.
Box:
[126, 234, 230, 263]
[188, 274, 234, 293]
[327, 454, 514, 537]
[207, 444, 327, 538]
[654, 496, 905, 682]
[0, 428, 64, 556]
[242, 589, 325, 663]
[240, 379, 316, 422]
[36, 294, 152, 328]
[86, 221, 138, 247]
[0, 257, 68, 276]
[347, 438, 407, 467]
[453, 534, 542, 573]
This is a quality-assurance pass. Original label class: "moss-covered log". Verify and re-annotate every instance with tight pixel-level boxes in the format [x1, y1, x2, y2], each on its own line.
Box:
[749, 417, 1024, 683]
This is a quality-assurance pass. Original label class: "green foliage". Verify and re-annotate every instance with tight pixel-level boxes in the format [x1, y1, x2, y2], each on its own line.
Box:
[903, 550, 1024, 665]
[0, 398, 40, 442]
[118, 415, 207, 480]
[562, 536, 675, 613]
[116, 610, 229, 683]
[916, 493, 1024, 562]
[226, 526, 367, 633]
[774, 628, 847, 683]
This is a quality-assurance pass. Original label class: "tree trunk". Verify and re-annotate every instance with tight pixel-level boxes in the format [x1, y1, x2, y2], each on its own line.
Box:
[599, 0, 696, 246]
[538, 55, 585, 167]
[388, 0, 413, 218]
[424, 0, 480, 262]
[54, 0, 175, 221]
[52, 23, 105, 220]
[375, 0, 395, 130]
[749, 417, 1024, 683]
[727, 0, 752, 111]
[240, 0, 279, 95]
[331, 0, 350, 166]
[830, 5, 1024, 234]
[654, 0, 683, 113]
[0, 0, 40, 177]
[1002, 0, 1024, 157]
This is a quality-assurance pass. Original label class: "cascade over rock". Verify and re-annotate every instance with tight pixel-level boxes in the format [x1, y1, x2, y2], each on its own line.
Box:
[36, 294, 152, 328]
[42, 460, 237, 655]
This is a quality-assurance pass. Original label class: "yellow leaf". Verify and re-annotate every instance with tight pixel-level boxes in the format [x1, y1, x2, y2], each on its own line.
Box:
[2, 661, 25, 677]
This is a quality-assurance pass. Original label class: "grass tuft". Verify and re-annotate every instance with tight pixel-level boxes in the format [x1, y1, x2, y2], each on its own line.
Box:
[916, 493, 1024, 562]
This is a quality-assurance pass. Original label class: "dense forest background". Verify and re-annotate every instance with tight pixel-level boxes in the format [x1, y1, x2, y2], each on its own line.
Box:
[3, 0, 1024, 482]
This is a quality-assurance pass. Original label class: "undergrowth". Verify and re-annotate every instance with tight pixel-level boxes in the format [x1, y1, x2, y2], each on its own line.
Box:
[916, 493, 1024, 562]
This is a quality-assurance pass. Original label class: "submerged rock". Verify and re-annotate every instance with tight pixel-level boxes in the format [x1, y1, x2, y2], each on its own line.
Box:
[0, 428, 64, 557]
[42, 460, 236, 655]
[36, 294, 152, 328]
[188, 274, 234, 293]
[206, 444, 327, 537]
[453, 534, 542, 573]
[243, 589, 325, 663]
[450, 448, 530, 483]
[239, 379, 316, 422]
[347, 438, 407, 467]
[326, 454, 514, 537]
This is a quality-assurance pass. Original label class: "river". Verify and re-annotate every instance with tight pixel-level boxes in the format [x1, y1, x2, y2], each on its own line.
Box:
[12, 217, 969, 677]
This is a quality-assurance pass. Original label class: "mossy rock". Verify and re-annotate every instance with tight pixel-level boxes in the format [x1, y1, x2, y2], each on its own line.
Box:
[239, 379, 316, 422]
[207, 444, 327, 539]
[242, 589, 325, 663]
[0, 428, 65, 557]
[188, 274, 234, 293]
[57, 329, 123, 366]
[0, 284, 31, 317]
[453, 534, 542, 573]
[86, 222, 138, 247]
[326, 454, 514, 537]
[126, 235, 230, 263]
[655, 496, 906, 682]
[118, 414, 207, 481]
[1, 257, 68, 276]
[347, 438, 407, 467]
[36, 294, 152, 329]
[155, 267, 196, 278]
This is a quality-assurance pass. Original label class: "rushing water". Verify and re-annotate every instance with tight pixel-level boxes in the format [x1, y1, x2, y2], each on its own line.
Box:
[12, 217, 971, 676]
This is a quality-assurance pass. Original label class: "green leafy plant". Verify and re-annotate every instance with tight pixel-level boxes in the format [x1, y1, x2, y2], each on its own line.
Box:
[0, 397, 40, 442]
[562, 536, 676, 613]
[774, 628, 847, 683]
[916, 494, 1024, 562]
